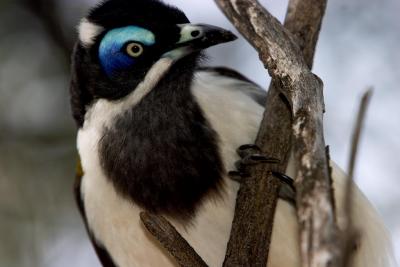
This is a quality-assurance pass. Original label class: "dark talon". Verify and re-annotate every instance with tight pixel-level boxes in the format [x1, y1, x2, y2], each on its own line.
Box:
[272, 172, 294, 187]
[231, 144, 282, 183]
[250, 155, 280, 164]
[228, 171, 249, 183]
[238, 154, 280, 167]
[279, 185, 296, 207]
[272, 172, 296, 207]
[234, 160, 244, 172]
[233, 154, 279, 178]
[238, 144, 260, 150]
[237, 144, 261, 158]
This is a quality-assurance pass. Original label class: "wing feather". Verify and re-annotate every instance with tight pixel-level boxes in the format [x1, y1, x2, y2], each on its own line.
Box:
[196, 66, 267, 106]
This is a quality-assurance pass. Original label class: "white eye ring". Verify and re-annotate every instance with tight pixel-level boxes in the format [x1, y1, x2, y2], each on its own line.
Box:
[126, 42, 144, 57]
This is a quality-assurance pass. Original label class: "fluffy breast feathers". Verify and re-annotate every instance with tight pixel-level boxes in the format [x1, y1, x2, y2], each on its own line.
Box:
[76, 69, 396, 267]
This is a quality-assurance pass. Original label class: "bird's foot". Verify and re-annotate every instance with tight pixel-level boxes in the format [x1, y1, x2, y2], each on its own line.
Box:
[228, 170, 249, 183]
[228, 144, 297, 206]
[228, 144, 280, 183]
[272, 172, 296, 207]
[236, 144, 280, 165]
[236, 144, 262, 158]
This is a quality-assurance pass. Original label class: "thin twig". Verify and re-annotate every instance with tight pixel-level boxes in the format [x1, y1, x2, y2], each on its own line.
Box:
[140, 212, 208, 267]
[343, 89, 373, 266]
[346, 89, 373, 205]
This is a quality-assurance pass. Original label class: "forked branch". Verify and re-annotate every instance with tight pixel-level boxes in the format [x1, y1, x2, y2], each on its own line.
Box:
[215, 1, 340, 267]
[221, 0, 327, 266]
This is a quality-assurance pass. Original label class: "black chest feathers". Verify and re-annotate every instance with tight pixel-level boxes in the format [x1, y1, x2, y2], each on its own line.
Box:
[98, 82, 225, 220]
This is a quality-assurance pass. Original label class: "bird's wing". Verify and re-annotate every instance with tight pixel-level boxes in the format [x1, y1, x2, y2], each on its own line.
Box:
[74, 158, 117, 267]
[196, 66, 267, 106]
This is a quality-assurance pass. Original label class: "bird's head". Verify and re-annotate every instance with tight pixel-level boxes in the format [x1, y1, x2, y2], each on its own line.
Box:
[71, 0, 236, 125]
[72, 0, 234, 217]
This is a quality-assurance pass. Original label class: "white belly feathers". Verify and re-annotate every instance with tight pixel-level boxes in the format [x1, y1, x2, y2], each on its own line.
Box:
[77, 70, 395, 267]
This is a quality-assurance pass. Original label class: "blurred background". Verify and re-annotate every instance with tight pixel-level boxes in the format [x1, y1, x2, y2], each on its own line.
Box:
[0, 0, 398, 266]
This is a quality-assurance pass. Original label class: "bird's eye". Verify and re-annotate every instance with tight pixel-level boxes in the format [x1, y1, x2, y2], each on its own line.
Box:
[126, 42, 144, 57]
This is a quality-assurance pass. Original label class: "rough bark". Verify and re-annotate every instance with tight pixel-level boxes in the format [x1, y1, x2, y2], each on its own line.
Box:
[215, 1, 340, 267]
[284, 0, 327, 69]
[221, 0, 327, 264]
[140, 212, 208, 267]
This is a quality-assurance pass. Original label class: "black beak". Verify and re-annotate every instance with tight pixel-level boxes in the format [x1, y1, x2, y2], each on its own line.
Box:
[176, 23, 237, 50]
[162, 24, 237, 61]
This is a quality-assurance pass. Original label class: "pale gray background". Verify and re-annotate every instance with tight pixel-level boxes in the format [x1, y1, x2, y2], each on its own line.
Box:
[0, 0, 399, 266]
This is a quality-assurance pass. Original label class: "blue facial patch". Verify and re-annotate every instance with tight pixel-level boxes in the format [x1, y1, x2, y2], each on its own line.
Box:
[99, 26, 156, 76]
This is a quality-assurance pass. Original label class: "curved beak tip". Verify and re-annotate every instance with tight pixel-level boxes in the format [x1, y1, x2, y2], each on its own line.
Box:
[223, 30, 238, 42]
[164, 24, 239, 60]
[203, 28, 238, 47]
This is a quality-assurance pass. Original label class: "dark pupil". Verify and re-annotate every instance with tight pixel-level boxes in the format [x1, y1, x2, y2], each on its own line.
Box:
[131, 45, 140, 53]
[191, 30, 200, 37]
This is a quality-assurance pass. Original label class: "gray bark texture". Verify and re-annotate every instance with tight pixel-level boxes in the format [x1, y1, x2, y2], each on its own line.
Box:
[140, 212, 208, 267]
[214, 1, 341, 266]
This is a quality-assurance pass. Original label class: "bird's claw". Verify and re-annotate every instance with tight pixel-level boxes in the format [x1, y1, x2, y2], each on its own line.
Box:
[228, 170, 250, 182]
[236, 154, 280, 169]
[229, 144, 281, 183]
[236, 144, 262, 158]
[272, 172, 296, 207]
[272, 172, 294, 188]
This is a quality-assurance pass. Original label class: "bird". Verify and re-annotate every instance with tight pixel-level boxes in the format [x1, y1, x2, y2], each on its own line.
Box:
[70, 0, 396, 266]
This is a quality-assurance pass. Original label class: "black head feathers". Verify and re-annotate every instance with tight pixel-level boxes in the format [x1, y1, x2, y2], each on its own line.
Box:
[70, 0, 236, 127]
[88, 0, 189, 31]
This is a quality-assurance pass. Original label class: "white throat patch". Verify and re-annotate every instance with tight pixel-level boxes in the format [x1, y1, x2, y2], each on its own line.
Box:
[83, 57, 174, 129]
[127, 57, 174, 107]
[78, 18, 104, 47]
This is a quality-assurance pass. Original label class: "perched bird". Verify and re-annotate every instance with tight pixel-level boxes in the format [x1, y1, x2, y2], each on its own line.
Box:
[70, 0, 395, 266]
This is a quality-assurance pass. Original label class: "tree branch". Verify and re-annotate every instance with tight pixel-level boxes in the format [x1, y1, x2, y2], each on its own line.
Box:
[346, 89, 372, 207]
[342, 89, 373, 266]
[220, 0, 327, 266]
[284, 0, 327, 69]
[140, 212, 208, 267]
[215, 1, 340, 267]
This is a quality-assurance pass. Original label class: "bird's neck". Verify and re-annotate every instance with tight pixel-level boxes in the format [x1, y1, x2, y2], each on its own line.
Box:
[98, 56, 225, 221]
